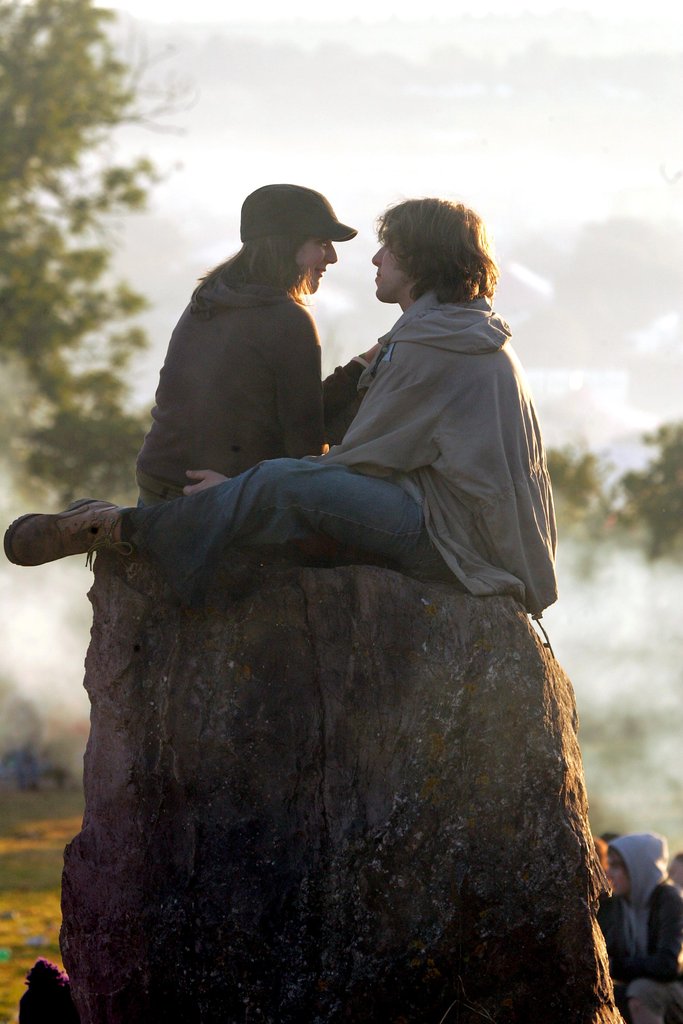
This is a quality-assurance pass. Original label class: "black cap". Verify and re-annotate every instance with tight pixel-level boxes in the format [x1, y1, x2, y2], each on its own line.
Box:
[240, 184, 357, 243]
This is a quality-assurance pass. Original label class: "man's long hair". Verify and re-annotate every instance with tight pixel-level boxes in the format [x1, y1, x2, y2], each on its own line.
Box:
[376, 198, 499, 304]
[192, 235, 313, 305]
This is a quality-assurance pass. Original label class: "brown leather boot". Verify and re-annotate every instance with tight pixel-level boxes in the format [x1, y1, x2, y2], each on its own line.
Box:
[4, 498, 128, 566]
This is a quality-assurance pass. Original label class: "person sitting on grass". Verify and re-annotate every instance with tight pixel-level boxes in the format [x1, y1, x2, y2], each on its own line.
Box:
[19, 958, 79, 1024]
[601, 832, 683, 1024]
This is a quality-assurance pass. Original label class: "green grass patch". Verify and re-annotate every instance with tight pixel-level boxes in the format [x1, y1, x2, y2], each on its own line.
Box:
[0, 787, 84, 1023]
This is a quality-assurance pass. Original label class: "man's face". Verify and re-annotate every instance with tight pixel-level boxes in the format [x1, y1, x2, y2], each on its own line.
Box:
[606, 854, 631, 897]
[295, 238, 337, 293]
[372, 244, 415, 311]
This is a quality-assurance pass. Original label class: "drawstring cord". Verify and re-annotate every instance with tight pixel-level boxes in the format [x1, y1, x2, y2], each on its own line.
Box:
[531, 613, 555, 659]
[370, 342, 390, 377]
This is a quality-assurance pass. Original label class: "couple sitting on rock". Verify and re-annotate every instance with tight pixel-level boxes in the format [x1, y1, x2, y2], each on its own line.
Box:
[5, 187, 558, 618]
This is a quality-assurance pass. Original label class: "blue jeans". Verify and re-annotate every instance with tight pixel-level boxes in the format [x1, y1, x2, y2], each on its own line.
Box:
[125, 459, 453, 604]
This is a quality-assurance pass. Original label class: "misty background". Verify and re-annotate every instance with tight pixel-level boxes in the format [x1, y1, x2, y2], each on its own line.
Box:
[1, 6, 681, 846]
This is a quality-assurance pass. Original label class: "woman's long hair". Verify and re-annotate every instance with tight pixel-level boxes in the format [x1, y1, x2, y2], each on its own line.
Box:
[192, 235, 312, 305]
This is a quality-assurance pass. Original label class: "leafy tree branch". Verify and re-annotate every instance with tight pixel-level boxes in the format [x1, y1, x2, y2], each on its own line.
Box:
[0, 0, 169, 502]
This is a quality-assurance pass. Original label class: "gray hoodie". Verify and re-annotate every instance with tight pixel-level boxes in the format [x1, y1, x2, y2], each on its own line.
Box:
[611, 832, 670, 956]
[323, 291, 558, 614]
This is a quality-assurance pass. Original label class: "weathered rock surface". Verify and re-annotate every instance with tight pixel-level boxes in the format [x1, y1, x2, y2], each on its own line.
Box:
[61, 551, 619, 1023]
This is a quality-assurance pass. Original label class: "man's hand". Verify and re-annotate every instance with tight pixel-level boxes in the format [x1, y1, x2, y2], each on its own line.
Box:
[183, 469, 229, 496]
[359, 342, 382, 364]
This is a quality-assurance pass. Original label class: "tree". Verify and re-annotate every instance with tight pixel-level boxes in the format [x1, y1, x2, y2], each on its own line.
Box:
[546, 444, 610, 532]
[618, 422, 683, 558]
[0, 0, 157, 502]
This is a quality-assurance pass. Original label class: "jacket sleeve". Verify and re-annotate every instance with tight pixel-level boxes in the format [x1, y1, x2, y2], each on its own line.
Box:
[322, 360, 365, 445]
[612, 885, 683, 982]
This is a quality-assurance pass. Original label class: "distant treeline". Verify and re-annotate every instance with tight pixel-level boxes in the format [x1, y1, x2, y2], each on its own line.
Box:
[548, 422, 683, 558]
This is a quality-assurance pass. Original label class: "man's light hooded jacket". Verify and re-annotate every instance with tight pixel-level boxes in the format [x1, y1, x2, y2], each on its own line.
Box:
[323, 292, 558, 615]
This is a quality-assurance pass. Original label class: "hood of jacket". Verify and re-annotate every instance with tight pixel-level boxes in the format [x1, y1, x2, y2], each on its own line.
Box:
[190, 280, 293, 321]
[611, 832, 669, 909]
[378, 291, 512, 356]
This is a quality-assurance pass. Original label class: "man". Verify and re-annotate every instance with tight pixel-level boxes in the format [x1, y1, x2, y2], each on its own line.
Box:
[5, 198, 557, 617]
[601, 832, 683, 1024]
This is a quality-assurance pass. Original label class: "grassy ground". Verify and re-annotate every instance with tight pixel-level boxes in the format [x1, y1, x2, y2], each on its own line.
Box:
[0, 787, 84, 1024]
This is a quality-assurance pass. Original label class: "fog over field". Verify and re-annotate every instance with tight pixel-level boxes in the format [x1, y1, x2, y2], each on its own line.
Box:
[2, 5, 681, 846]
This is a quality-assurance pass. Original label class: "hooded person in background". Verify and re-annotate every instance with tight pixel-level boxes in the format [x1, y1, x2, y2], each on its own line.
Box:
[136, 183, 376, 506]
[5, 197, 558, 618]
[601, 832, 683, 1024]
[18, 959, 79, 1024]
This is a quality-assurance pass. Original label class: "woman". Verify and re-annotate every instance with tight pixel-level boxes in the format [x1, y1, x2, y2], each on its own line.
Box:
[135, 183, 376, 505]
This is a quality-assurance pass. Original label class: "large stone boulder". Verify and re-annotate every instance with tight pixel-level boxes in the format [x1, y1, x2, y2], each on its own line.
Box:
[61, 551, 619, 1023]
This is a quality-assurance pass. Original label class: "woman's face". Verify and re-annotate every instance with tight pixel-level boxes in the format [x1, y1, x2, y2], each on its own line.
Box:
[295, 238, 338, 293]
[606, 854, 631, 897]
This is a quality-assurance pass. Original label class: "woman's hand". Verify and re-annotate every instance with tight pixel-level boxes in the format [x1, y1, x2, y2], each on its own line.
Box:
[183, 469, 229, 496]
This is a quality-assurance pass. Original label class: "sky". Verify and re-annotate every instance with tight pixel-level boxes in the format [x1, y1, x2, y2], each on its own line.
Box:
[99, 0, 683, 23]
